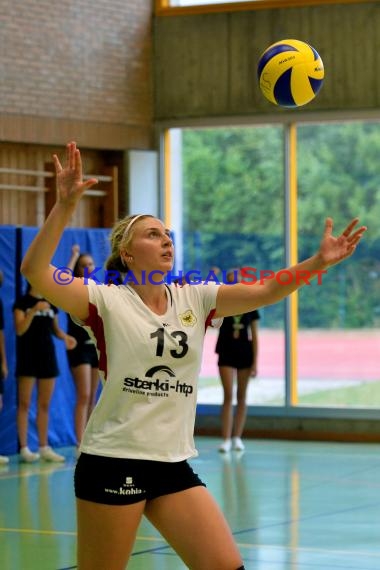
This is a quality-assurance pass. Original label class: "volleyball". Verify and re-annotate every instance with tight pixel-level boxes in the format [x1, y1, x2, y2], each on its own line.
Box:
[257, 39, 324, 108]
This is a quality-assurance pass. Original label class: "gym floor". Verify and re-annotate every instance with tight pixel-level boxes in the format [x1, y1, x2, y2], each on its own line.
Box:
[0, 437, 379, 569]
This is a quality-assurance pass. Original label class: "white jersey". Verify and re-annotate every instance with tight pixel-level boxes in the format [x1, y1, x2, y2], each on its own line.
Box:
[77, 279, 219, 462]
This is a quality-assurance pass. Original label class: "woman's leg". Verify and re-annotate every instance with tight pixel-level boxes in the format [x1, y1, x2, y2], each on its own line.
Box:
[145, 486, 243, 570]
[219, 366, 235, 441]
[76, 498, 146, 570]
[71, 364, 92, 444]
[36, 378, 56, 447]
[233, 368, 251, 439]
[17, 376, 36, 448]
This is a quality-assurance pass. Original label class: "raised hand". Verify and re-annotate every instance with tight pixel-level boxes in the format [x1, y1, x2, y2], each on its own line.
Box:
[53, 141, 98, 207]
[318, 218, 367, 268]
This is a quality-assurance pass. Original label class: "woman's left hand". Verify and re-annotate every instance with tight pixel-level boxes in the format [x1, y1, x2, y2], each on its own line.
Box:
[318, 218, 367, 268]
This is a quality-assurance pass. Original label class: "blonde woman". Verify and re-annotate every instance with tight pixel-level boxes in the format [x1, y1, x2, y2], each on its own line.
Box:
[20, 142, 366, 570]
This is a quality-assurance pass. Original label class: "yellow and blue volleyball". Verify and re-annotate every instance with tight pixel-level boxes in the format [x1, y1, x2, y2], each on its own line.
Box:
[257, 39, 324, 108]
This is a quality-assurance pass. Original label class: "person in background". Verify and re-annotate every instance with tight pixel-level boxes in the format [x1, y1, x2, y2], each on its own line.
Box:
[13, 282, 76, 462]
[67, 246, 100, 451]
[0, 270, 9, 464]
[216, 268, 260, 453]
[19, 141, 366, 570]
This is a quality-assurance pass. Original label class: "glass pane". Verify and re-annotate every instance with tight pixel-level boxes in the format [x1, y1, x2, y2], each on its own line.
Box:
[297, 122, 380, 408]
[169, 126, 286, 406]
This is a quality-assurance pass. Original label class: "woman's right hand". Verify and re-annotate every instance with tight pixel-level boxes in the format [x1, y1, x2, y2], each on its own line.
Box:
[53, 142, 98, 208]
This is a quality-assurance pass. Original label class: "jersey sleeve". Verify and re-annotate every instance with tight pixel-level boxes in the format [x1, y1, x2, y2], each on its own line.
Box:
[210, 317, 223, 328]
[86, 279, 110, 314]
[187, 281, 220, 328]
[71, 279, 110, 379]
[70, 278, 110, 329]
[250, 309, 260, 321]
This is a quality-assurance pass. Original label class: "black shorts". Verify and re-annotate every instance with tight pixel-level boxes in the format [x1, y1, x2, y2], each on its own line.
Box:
[0, 377, 3, 395]
[217, 345, 253, 370]
[16, 352, 59, 378]
[75, 453, 206, 505]
[67, 342, 98, 369]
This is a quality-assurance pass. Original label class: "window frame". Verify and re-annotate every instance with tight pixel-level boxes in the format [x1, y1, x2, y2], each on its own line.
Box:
[159, 113, 380, 421]
[155, 0, 371, 17]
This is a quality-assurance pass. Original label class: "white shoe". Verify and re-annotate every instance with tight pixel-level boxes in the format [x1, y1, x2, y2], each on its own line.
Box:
[0, 455, 9, 464]
[232, 437, 245, 451]
[40, 446, 65, 463]
[218, 439, 232, 453]
[20, 447, 40, 463]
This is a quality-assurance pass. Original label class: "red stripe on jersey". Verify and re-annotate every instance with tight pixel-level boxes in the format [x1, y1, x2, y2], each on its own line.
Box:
[205, 308, 216, 331]
[85, 303, 108, 380]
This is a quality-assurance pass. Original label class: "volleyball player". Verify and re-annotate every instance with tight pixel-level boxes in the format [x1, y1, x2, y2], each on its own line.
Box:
[20, 142, 366, 569]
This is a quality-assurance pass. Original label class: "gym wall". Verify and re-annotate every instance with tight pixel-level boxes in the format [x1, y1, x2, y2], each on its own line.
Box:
[154, 2, 380, 121]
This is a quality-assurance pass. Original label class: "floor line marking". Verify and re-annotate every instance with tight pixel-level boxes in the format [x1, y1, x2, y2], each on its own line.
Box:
[234, 542, 380, 558]
[0, 527, 166, 542]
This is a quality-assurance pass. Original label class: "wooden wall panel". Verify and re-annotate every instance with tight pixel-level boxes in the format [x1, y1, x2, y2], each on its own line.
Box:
[0, 115, 154, 151]
[154, 2, 380, 120]
[0, 144, 120, 228]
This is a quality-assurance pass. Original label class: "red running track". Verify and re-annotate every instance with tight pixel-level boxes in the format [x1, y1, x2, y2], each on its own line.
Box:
[201, 329, 380, 381]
